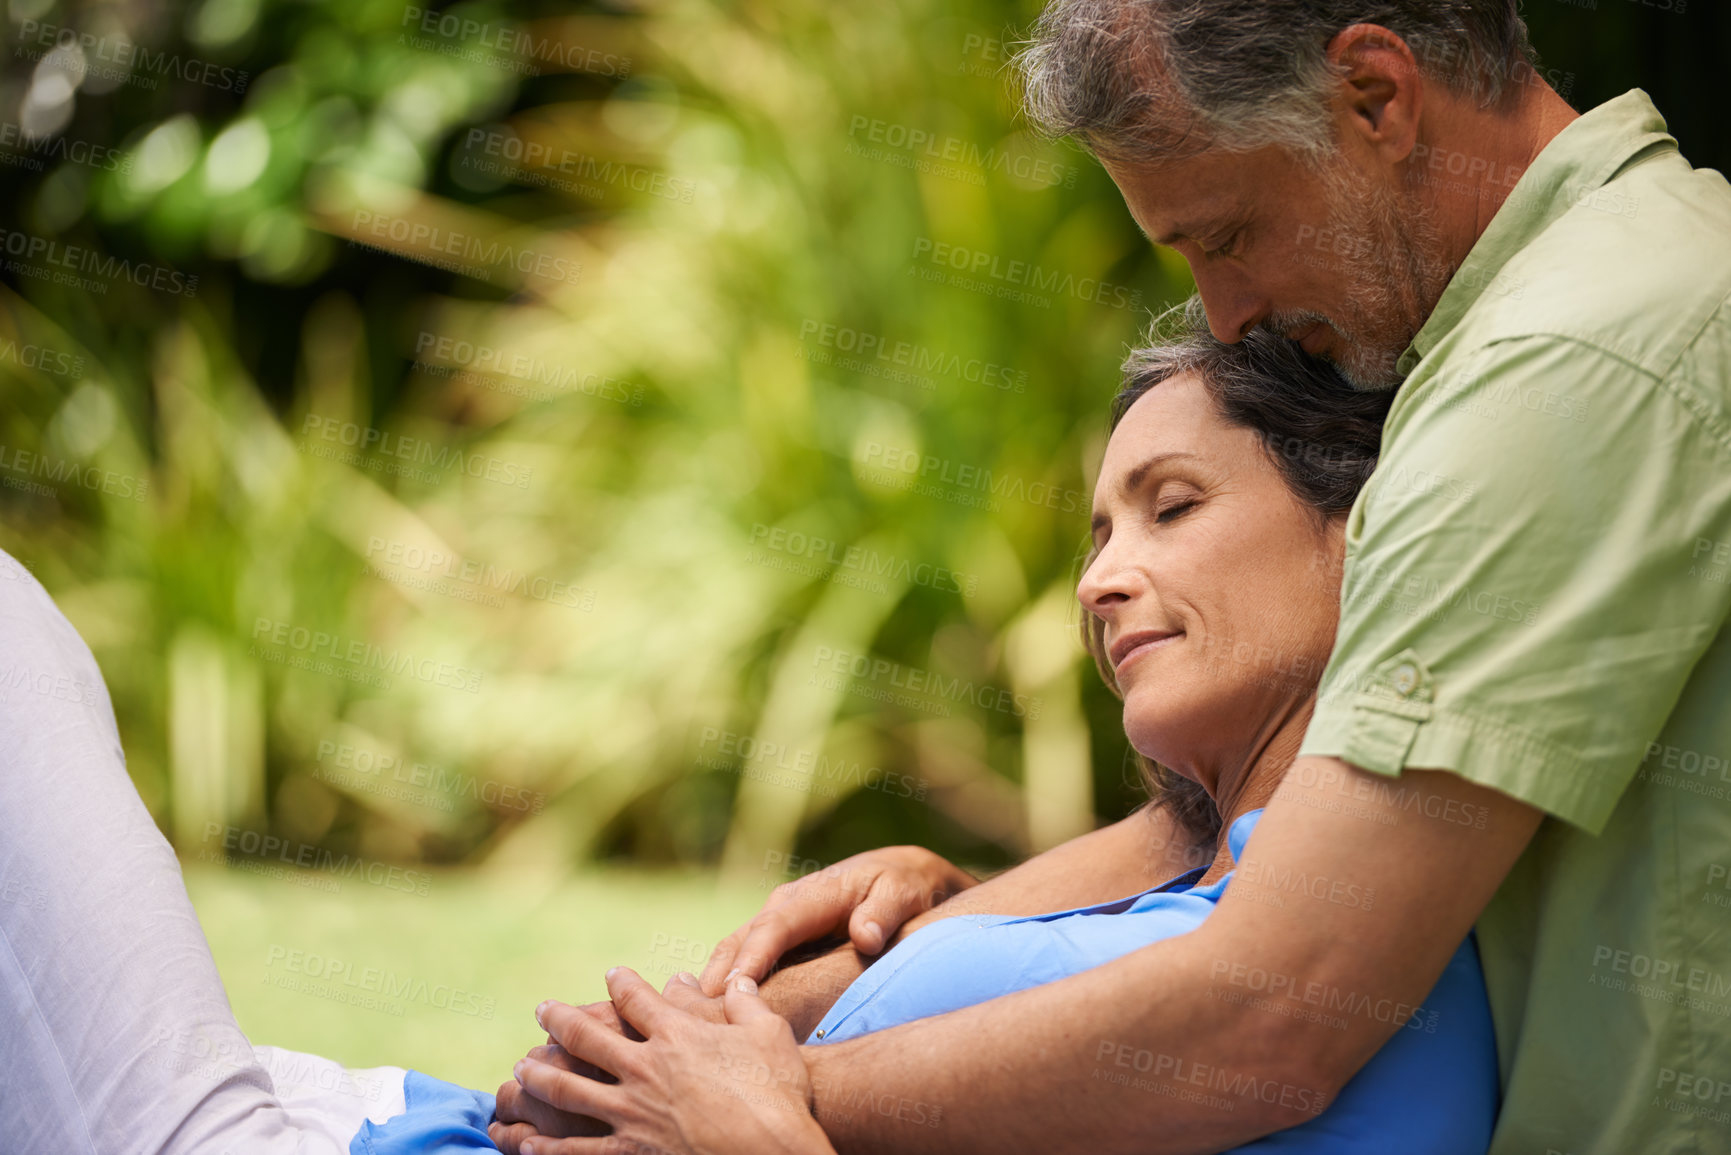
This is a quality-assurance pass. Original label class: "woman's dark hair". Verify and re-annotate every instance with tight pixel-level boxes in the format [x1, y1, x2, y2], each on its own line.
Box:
[1080, 296, 1396, 853]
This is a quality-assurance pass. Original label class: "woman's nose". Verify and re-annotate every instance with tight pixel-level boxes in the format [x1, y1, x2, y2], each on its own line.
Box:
[1077, 542, 1135, 616]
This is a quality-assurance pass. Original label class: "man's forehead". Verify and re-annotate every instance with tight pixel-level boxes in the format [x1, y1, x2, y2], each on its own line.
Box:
[1107, 148, 1281, 241]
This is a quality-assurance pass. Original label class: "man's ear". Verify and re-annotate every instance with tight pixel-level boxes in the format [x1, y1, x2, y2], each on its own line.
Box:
[1326, 23, 1423, 164]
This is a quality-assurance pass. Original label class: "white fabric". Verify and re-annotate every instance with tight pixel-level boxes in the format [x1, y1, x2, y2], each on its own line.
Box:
[0, 550, 406, 1154]
[256, 1045, 408, 1146]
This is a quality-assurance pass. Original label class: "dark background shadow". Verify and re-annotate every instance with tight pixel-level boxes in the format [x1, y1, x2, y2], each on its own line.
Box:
[1522, 0, 1729, 173]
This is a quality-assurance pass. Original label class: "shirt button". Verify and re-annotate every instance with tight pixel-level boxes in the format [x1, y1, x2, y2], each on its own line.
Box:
[814, 1028, 826, 1039]
[1392, 663, 1418, 697]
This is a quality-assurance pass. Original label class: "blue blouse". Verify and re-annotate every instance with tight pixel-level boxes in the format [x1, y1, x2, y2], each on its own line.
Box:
[808, 808, 1498, 1154]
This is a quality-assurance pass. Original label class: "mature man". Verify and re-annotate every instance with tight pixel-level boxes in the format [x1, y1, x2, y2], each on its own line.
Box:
[495, 3, 1731, 1153]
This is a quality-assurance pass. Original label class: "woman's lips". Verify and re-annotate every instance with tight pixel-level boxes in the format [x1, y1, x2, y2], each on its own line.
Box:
[1110, 631, 1182, 673]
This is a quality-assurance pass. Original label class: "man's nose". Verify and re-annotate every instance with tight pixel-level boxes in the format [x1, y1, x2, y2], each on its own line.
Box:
[1190, 268, 1265, 344]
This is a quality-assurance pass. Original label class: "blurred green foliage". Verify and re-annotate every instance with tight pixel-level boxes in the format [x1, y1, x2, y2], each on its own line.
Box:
[0, 0, 1196, 882]
[1, 0, 1723, 887]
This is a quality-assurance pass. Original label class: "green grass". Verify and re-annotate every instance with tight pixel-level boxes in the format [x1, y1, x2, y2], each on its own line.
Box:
[185, 861, 765, 1090]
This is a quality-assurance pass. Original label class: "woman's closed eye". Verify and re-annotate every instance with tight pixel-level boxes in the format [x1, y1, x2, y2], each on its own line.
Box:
[1154, 497, 1199, 524]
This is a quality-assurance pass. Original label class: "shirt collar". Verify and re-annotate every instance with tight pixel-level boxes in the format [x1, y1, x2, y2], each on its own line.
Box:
[1396, 89, 1676, 377]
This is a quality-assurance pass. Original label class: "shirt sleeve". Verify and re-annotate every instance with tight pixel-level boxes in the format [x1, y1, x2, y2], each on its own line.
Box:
[1299, 332, 1731, 833]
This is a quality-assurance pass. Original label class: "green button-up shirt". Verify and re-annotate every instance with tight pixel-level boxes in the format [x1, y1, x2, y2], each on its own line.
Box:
[1299, 89, 1731, 1155]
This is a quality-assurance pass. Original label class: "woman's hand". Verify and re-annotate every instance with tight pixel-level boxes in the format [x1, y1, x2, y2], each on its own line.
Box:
[698, 845, 975, 994]
[492, 968, 835, 1155]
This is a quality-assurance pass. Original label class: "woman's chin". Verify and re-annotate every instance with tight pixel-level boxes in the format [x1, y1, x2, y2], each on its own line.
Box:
[1121, 683, 1226, 778]
[1120, 702, 1184, 772]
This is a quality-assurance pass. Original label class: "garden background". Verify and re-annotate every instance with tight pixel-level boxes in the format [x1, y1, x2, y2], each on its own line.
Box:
[1, 0, 1723, 1088]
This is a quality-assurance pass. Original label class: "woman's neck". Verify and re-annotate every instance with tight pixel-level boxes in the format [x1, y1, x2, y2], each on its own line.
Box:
[1195, 697, 1315, 886]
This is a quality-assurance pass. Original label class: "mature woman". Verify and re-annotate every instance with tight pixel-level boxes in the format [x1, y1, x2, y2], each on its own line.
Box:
[0, 302, 1495, 1155]
[488, 301, 1501, 1155]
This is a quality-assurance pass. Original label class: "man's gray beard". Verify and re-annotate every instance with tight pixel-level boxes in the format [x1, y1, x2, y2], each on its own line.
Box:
[1268, 157, 1452, 391]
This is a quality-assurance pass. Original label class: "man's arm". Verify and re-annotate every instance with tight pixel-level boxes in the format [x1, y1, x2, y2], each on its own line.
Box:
[492, 803, 1212, 1144]
[757, 804, 1209, 1039]
[801, 758, 1541, 1155]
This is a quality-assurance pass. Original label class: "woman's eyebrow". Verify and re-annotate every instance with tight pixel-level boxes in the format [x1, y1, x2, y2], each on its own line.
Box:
[1092, 449, 1205, 536]
[1119, 450, 1204, 499]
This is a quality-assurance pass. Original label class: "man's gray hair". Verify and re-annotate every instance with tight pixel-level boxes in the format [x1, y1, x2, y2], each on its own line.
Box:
[1019, 1, 1535, 162]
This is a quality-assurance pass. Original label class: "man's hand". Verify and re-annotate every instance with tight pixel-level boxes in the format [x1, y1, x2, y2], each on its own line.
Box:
[492, 973, 730, 1152]
[496, 969, 836, 1155]
[698, 846, 975, 995]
